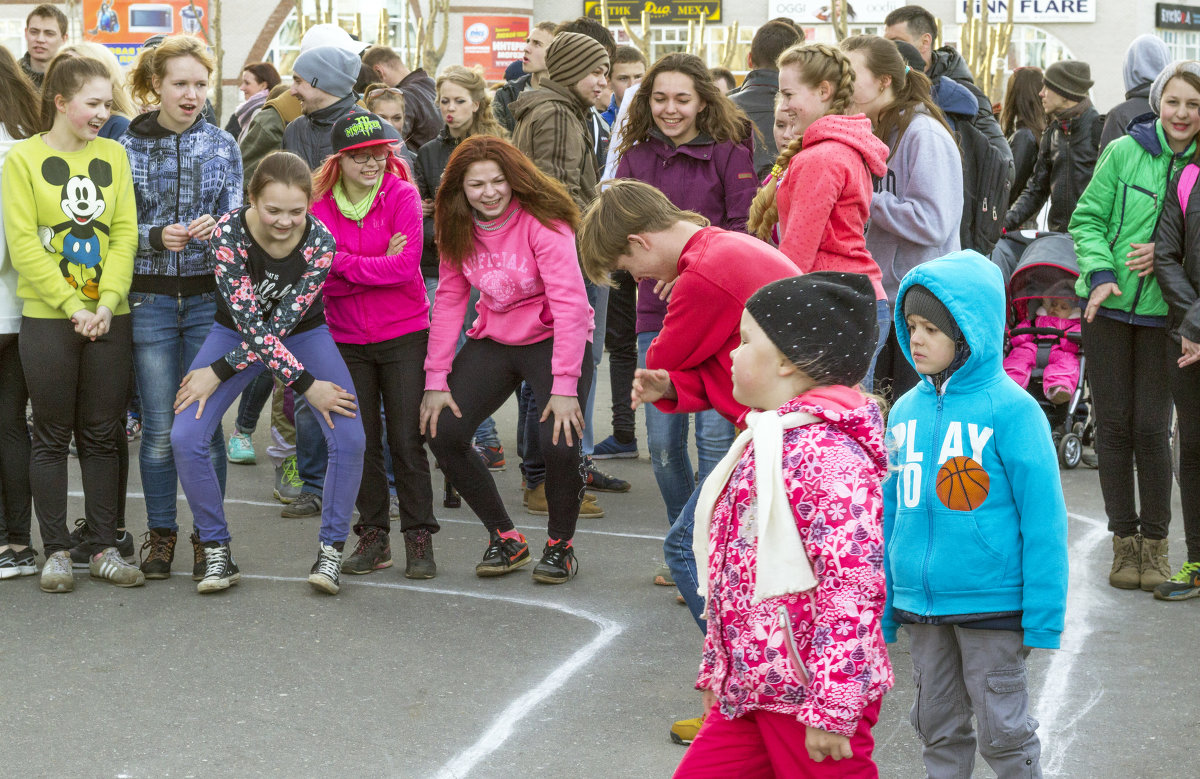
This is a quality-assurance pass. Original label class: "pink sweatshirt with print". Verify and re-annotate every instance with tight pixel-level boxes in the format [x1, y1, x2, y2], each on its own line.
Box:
[423, 202, 594, 396]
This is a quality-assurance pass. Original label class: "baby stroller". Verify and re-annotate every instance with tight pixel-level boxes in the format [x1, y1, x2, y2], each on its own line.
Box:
[1003, 234, 1095, 469]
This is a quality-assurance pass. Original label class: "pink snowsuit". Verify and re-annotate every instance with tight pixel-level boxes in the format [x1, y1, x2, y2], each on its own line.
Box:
[1004, 310, 1081, 396]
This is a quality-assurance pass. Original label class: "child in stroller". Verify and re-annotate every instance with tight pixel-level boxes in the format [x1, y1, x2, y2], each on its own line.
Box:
[1004, 278, 1081, 404]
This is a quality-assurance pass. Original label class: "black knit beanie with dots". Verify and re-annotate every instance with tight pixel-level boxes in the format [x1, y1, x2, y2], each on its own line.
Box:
[745, 272, 878, 387]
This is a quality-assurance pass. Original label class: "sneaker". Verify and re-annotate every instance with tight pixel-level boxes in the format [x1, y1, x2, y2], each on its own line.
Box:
[227, 431, 256, 464]
[670, 716, 704, 746]
[125, 412, 142, 442]
[89, 547, 146, 588]
[653, 563, 675, 587]
[592, 435, 639, 460]
[196, 543, 240, 593]
[473, 443, 506, 471]
[138, 529, 177, 580]
[1154, 561, 1200, 601]
[404, 528, 436, 579]
[532, 539, 578, 584]
[40, 550, 74, 593]
[0, 547, 37, 579]
[389, 493, 400, 520]
[281, 492, 321, 518]
[475, 530, 530, 577]
[273, 455, 302, 503]
[1109, 534, 1141, 590]
[583, 458, 631, 493]
[342, 527, 392, 575]
[1139, 536, 1171, 592]
[190, 532, 205, 581]
[525, 483, 604, 518]
[308, 544, 343, 594]
[68, 520, 135, 569]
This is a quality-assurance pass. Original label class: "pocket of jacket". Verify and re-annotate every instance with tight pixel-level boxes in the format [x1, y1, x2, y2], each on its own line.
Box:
[983, 669, 1037, 748]
[776, 604, 810, 687]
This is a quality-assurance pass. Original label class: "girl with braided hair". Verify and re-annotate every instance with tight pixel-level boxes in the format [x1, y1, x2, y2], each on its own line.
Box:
[749, 43, 891, 390]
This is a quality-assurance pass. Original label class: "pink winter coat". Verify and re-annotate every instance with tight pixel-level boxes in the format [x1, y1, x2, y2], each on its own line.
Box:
[311, 173, 427, 345]
[697, 388, 894, 737]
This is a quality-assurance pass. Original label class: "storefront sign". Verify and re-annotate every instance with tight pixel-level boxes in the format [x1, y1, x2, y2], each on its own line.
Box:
[1157, 3, 1200, 31]
[583, 1, 720, 24]
[766, 0, 905, 25]
[83, 0, 210, 65]
[463, 16, 529, 80]
[954, 0, 1095, 24]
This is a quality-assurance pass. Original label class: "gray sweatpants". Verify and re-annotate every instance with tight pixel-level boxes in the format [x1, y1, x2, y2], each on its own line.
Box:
[906, 624, 1042, 779]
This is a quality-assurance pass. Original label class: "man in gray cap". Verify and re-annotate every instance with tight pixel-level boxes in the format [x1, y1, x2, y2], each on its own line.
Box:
[285, 45, 365, 170]
[1005, 60, 1103, 234]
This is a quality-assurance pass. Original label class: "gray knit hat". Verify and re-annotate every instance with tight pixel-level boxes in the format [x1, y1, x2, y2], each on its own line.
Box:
[903, 285, 960, 341]
[1150, 60, 1200, 115]
[292, 46, 360, 99]
[545, 32, 609, 88]
[1043, 60, 1093, 102]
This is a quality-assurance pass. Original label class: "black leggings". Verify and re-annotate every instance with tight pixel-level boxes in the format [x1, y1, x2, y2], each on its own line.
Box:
[0, 334, 31, 546]
[605, 270, 637, 439]
[1081, 315, 1173, 540]
[1169, 348, 1200, 561]
[427, 337, 592, 541]
[21, 315, 132, 556]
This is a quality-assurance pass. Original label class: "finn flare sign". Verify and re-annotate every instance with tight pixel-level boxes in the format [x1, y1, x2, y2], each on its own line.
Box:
[954, 0, 1094, 23]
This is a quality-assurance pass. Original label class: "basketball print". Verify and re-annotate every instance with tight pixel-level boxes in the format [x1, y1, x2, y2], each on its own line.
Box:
[936, 456, 990, 511]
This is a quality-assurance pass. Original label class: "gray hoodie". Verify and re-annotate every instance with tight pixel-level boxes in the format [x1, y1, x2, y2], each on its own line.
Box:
[1100, 35, 1172, 151]
[868, 111, 964, 302]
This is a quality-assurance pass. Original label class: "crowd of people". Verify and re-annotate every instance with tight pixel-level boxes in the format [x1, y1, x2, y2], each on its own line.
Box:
[0, 1, 1197, 774]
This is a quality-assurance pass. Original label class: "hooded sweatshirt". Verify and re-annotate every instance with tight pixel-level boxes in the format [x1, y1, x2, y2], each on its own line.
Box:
[868, 111, 963, 303]
[511, 78, 598, 213]
[1101, 34, 1172, 151]
[777, 113, 890, 300]
[883, 251, 1068, 650]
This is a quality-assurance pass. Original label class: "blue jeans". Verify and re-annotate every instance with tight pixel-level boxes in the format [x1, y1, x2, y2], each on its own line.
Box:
[425, 274, 498, 448]
[234, 369, 275, 434]
[638, 331, 735, 525]
[296, 403, 326, 497]
[864, 299, 892, 394]
[130, 291, 226, 532]
[664, 484, 706, 632]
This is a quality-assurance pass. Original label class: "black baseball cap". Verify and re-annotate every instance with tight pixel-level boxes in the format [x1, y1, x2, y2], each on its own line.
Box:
[330, 108, 395, 155]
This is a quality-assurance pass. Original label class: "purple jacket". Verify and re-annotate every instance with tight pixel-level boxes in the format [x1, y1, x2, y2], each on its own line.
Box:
[615, 130, 756, 333]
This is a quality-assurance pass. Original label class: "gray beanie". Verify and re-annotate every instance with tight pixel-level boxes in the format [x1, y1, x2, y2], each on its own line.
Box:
[292, 46, 361, 99]
[903, 285, 960, 341]
[545, 32, 609, 89]
[1043, 60, 1093, 102]
[1150, 60, 1200, 115]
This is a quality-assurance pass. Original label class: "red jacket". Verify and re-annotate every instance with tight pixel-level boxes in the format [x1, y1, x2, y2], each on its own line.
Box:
[646, 227, 800, 424]
[777, 114, 890, 300]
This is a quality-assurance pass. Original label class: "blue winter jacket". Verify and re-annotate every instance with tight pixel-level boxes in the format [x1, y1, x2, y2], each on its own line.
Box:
[882, 251, 1068, 649]
[120, 112, 242, 295]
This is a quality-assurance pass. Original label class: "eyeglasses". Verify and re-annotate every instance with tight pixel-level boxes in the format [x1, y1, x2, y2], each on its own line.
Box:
[347, 147, 393, 164]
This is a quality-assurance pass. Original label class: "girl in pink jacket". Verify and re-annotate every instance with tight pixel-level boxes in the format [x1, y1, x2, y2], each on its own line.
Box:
[1003, 283, 1083, 404]
[419, 136, 593, 584]
[674, 273, 892, 778]
[310, 109, 437, 579]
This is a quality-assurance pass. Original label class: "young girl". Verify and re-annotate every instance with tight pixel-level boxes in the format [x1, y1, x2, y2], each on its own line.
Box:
[363, 83, 417, 171]
[2, 56, 141, 592]
[310, 109, 436, 579]
[1000, 67, 1045, 221]
[839, 35, 962, 401]
[1003, 282, 1082, 404]
[674, 272, 892, 776]
[122, 34, 243, 581]
[171, 151, 364, 596]
[614, 52, 755, 570]
[420, 135, 593, 584]
[46, 43, 136, 140]
[0, 47, 39, 580]
[749, 42, 891, 389]
[1072, 61, 1200, 592]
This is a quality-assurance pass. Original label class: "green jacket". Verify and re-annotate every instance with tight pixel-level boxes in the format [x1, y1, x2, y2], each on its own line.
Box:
[1070, 117, 1196, 321]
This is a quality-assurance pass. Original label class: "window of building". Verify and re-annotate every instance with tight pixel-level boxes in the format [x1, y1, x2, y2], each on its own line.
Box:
[1161, 29, 1200, 61]
[266, 0, 417, 76]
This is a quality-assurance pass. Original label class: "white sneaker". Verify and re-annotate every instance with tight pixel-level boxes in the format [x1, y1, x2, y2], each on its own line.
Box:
[308, 544, 343, 594]
[89, 547, 145, 588]
[40, 550, 74, 593]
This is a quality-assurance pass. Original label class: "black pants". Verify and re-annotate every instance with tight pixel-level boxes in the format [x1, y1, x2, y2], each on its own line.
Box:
[1169, 347, 1200, 561]
[875, 325, 921, 407]
[21, 315, 132, 555]
[428, 337, 592, 541]
[605, 270, 637, 439]
[1081, 315, 1173, 540]
[0, 334, 31, 546]
[337, 330, 437, 535]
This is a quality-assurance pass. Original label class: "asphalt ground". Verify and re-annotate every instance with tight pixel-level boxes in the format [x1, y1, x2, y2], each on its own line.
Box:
[1, 368, 1197, 778]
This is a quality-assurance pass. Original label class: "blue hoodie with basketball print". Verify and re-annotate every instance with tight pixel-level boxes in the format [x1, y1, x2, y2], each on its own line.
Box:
[882, 251, 1068, 650]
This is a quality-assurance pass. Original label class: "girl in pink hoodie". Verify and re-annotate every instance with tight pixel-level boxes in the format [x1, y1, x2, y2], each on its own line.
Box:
[420, 136, 593, 584]
[310, 109, 437, 580]
[749, 43, 892, 390]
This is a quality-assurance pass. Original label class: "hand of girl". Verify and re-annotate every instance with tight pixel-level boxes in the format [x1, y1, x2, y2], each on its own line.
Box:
[421, 198, 435, 217]
[174, 366, 221, 419]
[83, 305, 113, 340]
[653, 279, 677, 301]
[70, 308, 96, 336]
[187, 214, 218, 242]
[387, 232, 407, 255]
[1181, 336, 1200, 368]
[631, 368, 675, 409]
[1125, 242, 1155, 277]
[1084, 282, 1121, 323]
[161, 223, 191, 252]
[303, 380, 358, 429]
[539, 394, 584, 446]
[805, 726, 853, 762]
[419, 390, 461, 438]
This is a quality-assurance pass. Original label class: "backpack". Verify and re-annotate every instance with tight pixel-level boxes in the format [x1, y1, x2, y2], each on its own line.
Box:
[1178, 163, 1199, 214]
[956, 118, 1014, 256]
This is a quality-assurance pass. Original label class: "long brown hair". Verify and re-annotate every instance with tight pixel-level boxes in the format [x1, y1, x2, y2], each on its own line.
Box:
[0, 47, 41, 138]
[839, 35, 952, 152]
[615, 52, 749, 159]
[436, 136, 578, 267]
[1001, 67, 1045, 138]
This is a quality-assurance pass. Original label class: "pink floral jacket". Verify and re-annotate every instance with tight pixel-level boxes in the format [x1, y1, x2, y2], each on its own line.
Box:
[697, 392, 894, 737]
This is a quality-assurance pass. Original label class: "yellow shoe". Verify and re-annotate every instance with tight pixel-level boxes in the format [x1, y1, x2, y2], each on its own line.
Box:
[524, 483, 604, 518]
[670, 716, 704, 746]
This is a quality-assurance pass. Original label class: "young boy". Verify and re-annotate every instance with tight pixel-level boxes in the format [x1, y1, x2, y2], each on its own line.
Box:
[886, 251, 1068, 778]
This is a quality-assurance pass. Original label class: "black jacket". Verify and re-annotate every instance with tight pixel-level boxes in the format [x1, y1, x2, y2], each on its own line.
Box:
[1100, 83, 1153, 153]
[1154, 164, 1200, 344]
[927, 47, 1012, 172]
[728, 68, 779, 179]
[282, 93, 361, 170]
[397, 68, 443, 148]
[492, 73, 532, 134]
[413, 126, 465, 277]
[1005, 101, 1102, 233]
[1008, 125, 1040, 217]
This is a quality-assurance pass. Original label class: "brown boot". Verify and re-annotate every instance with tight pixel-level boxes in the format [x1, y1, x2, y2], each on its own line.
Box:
[524, 483, 604, 518]
[1109, 534, 1142, 589]
[1139, 536, 1171, 591]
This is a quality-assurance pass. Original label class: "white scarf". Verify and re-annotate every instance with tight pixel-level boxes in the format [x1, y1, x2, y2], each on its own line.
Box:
[693, 410, 820, 612]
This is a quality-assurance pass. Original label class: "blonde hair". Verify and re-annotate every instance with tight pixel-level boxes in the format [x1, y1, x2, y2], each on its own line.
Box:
[128, 34, 214, 108]
[748, 43, 857, 241]
[436, 65, 508, 139]
[52, 42, 136, 118]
